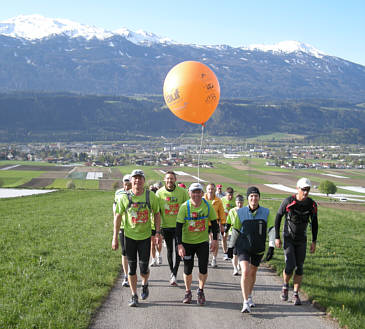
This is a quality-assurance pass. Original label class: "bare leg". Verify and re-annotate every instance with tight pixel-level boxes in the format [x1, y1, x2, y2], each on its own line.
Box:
[198, 273, 208, 290]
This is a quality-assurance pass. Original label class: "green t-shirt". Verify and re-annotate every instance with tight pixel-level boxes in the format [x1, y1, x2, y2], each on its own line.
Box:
[156, 186, 189, 228]
[226, 207, 240, 234]
[115, 189, 160, 240]
[176, 198, 217, 244]
[221, 196, 235, 217]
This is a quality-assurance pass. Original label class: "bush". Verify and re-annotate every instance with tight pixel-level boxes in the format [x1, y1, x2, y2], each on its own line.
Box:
[66, 180, 76, 189]
[319, 180, 337, 195]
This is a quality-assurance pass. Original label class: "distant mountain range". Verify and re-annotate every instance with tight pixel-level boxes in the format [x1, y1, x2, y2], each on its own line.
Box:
[1, 15, 365, 101]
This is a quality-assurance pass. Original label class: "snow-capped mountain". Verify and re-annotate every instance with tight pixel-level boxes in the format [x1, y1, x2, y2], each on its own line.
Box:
[0, 14, 365, 101]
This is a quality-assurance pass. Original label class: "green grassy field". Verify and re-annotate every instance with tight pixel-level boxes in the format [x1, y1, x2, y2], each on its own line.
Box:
[47, 178, 99, 189]
[0, 190, 120, 329]
[0, 170, 45, 187]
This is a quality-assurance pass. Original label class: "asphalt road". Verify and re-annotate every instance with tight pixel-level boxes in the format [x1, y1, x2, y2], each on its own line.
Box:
[89, 246, 339, 329]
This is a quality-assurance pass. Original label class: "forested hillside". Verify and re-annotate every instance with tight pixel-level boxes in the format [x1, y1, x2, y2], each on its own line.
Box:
[1, 92, 365, 143]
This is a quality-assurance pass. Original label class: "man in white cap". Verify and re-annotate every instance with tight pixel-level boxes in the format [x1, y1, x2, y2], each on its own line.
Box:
[113, 174, 132, 287]
[275, 177, 318, 306]
[112, 169, 161, 307]
[176, 182, 219, 305]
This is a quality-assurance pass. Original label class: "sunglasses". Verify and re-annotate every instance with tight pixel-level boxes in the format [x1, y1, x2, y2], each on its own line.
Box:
[301, 187, 310, 192]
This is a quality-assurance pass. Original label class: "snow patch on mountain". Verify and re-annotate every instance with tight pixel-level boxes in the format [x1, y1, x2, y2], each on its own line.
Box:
[243, 41, 326, 59]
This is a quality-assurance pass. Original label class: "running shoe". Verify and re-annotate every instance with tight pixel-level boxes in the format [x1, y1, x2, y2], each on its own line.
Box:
[292, 293, 302, 305]
[233, 269, 239, 276]
[122, 276, 129, 287]
[197, 289, 206, 306]
[223, 253, 230, 261]
[128, 294, 138, 307]
[149, 258, 157, 267]
[211, 258, 217, 268]
[183, 290, 192, 304]
[169, 273, 178, 286]
[241, 302, 251, 313]
[248, 296, 256, 308]
[157, 255, 163, 265]
[281, 286, 289, 301]
[141, 284, 149, 300]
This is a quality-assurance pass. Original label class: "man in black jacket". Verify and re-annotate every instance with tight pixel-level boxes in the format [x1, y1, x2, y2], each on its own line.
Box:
[275, 178, 318, 306]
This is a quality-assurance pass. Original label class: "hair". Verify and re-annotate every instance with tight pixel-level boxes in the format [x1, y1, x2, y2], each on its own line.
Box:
[226, 187, 234, 194]
[165, 171, 176, 179]
[207, 182, 215, 188]
[235, 194, 244, 201]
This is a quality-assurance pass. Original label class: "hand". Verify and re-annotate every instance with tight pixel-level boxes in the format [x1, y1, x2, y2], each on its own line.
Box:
[178, 244, 186, 259]
[265, 246, 274, 261]
[112, 236, 118, 250]
[275, 238, 282, 249]
[227, 247, 234, 259]
[210, 239, 218, 253]
[310, 241, 316, 253]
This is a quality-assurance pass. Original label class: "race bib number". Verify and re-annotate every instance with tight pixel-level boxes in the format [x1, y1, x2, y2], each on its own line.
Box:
[131, 209, 149, 224]
[165, 203, 179, 216]
[188, 219, 206, 232]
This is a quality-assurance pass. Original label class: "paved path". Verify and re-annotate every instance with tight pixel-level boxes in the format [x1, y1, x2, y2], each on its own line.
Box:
[90, 247, 339, 329]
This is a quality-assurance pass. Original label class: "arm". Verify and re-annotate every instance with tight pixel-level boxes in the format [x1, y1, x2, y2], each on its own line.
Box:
[274, 200, 287, 248]
[176, 222, 185, 258]
[310, 202, 318, 253]
[112, 213, 122, 250]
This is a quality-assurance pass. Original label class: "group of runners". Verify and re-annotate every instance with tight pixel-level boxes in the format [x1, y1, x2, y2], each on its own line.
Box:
[112, 170, 318, 313]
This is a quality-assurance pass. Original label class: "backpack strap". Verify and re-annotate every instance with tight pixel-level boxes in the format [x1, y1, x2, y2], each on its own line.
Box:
[184, 198, 209, 221]
[126, 190, 151, 212]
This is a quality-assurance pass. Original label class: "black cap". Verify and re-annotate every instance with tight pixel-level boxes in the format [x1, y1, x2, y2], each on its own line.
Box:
[246, 186, 260, 199]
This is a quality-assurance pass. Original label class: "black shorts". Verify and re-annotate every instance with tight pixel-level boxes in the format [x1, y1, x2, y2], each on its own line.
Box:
[238, 250, 263, 267]
[118, 229, 126, 256]
[124, 236, 151, 264]
[182, 241, 209, 275]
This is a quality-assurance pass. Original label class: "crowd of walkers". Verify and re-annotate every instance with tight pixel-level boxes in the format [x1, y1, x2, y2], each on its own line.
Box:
[112, 170, 318, 313]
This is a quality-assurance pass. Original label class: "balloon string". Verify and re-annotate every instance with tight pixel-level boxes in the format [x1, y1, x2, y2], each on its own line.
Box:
[197, 124, 205, 182]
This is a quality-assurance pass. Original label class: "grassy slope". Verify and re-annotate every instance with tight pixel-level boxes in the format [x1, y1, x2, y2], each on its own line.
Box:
[0, 190, 120, 329]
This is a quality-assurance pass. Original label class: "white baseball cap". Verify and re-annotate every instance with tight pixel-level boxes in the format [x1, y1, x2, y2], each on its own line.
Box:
[123, 174, 131, 182]
[297, 177, 311, 189]
[189, 182, 204, 192]
[130, 169, 145, 178]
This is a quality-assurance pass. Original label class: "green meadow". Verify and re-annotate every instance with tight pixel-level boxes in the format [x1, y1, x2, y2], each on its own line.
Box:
[1, 160, 364, 328]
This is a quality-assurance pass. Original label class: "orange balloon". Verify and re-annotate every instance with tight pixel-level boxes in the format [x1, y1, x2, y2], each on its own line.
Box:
[163, 61, 220, 125]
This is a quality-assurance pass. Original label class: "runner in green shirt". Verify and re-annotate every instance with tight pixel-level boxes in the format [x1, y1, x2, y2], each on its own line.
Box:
[176, 183, 219, 305]
[156, 171, 189, 286]
[221, 187, 236, 260]
[112, 169, 161, 308]
[113, 174, 132, 288]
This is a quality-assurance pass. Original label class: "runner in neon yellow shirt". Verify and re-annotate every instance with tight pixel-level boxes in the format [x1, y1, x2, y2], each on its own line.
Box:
[176, 183, 219, 305]
[112, 169, 161, 308]
[221, 187, 236, 260]
[156, 171, 189, 286]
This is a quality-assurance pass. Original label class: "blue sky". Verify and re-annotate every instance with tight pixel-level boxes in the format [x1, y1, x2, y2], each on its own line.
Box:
[1, 0, 365, 65]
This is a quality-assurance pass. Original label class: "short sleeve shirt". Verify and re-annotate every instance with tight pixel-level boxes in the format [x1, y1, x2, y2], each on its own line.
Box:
[115, 189, 160, 240]
[177, 198, 217, 244]
[156, 186, 189, 228]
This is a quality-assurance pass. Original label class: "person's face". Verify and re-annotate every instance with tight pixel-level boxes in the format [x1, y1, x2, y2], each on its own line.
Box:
[236, 200, 244, 208]
[190, 189, 203, 204]
[164, 173, 176, 190]
[226, 192, 233, 201]
[248, 193, 260, 209]
[216, 187, 222, 193]
[206, 185, 215, 196]
[297, 186, 310, 200]
[123, 180, 132, 190]
[131, 175, 145, 191]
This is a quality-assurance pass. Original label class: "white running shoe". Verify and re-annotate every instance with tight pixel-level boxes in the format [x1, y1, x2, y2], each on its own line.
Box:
[223, 253, 230, 261]
[157, 255, 163, 265]
[211, 258, 217, 268]
[150, 258, 157, 267]
[169, 274, 178, 286]
[248, 296, 255, 308]
[241, 302, 251, 313]
[233, 268, 239, 276]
